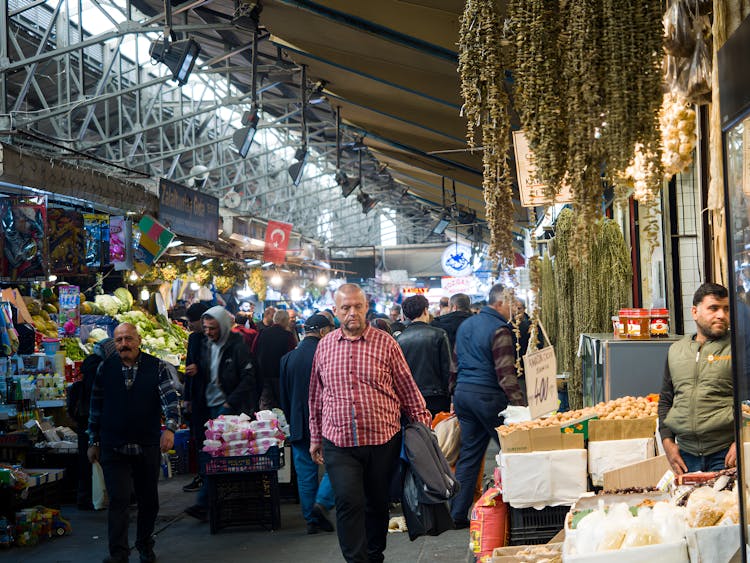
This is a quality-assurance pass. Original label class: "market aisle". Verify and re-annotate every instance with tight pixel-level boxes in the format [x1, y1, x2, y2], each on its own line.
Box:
[12, 474, 472, 563]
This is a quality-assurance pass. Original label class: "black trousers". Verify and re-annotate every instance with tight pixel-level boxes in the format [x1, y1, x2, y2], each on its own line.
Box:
[323, 434, 401, 563]
[75, 421, 92, 507]
[100, 445, 161, 559]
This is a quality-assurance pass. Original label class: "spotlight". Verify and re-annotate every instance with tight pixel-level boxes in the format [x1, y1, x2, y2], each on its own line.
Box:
[316, 274, 329, 286]
[270, 273, 283, 287]
[288, 146, 308, 186]
[308, 81, 327, 105]
[233, 109, 259, 158]
[140, 288, 150, 301]
[357, 191, 377, 214]
[335, 171, 359, 198]
[128, 271, 139, 282]
[47, 274, 57, 282]
[149, 38, 201, 86]
[290, 287, 303, 301]
[432, 214, 451, 235]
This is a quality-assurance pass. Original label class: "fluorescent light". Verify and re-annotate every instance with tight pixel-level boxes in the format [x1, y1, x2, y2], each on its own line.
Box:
[245, 259, 261, 266]
[262, 262, 274, 268]
[185, 256, 197, 263]
[168, 240, 183, 248]
[202, 258, 213, 265]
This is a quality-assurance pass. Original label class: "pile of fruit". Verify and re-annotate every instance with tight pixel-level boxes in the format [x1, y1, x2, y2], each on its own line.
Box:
[24, 294, 60, 339]
[498, 395, 659, 436]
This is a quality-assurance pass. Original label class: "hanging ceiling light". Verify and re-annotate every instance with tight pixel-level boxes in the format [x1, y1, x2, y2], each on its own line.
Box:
[270, 273, 283, 287]
[149, 38, 201, 86]
[140, 288, 150, 301]
[316, 274, 329, 287]
[357, 191, 377, 214]
[189, 281, 200, 291]
[432, 213, 451, 235]
[288, 146, 308, 186]
[233, 108, 259, 158]
[336, 170, 359, 198]
[290, 287, 303, 301]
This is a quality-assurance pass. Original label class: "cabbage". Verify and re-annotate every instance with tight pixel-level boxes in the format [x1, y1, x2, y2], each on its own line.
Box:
[88, 328, 109, 343]
[113, 288, 134, 312]
[95, 294, 123, 317]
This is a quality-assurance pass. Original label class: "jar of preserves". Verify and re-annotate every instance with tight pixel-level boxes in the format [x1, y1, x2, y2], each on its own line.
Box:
[650, 309, 669, 338]
[627, 308, 650, 340]
[618, 309, 632, 338]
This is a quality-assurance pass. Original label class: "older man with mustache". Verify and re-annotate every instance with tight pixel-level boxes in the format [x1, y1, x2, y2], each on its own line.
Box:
[659, 282, 735, 475]
[87, 322, 179, 563]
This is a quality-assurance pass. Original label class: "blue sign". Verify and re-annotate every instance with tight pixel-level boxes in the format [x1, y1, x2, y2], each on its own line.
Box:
[158, 178, 219, 242]
[441, 244, 474, 277]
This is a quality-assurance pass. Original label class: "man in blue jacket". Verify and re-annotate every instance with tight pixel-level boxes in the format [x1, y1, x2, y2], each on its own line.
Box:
[450, 284, 525, 528]
[280, 313, 336, 534]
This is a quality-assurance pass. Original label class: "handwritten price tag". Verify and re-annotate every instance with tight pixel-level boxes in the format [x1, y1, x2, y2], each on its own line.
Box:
[522, 346, 558, 419]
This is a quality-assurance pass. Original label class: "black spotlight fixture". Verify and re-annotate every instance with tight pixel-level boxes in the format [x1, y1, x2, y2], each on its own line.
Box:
[432, 213, 451, 235]
[336, 170, 360, 198]
[357, 191, 377, 214]
[149, 38, 201, 86]
[288, 146, 308, 186]
[233, 108, 260, 158]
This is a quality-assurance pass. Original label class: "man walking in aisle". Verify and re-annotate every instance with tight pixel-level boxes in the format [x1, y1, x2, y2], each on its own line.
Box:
[256, 308, 297, 410]
[450, 284, 525, 528]
[279, 313, 336, 535]
[87, 323, 179, 563]
[397, 294, 452, 416]
[185, 305, 257, 522]
[431, 293, 473, 351]
[182, 302, 208, 493]
[309, 283, 431, 563]
[659, 282, 735, 475]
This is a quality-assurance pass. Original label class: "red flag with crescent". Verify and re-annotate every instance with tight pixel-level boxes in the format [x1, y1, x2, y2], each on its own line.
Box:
[263, 220, 292, 264]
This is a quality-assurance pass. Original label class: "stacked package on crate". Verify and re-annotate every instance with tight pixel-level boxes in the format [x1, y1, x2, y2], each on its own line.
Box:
[202, 410, 288, 457]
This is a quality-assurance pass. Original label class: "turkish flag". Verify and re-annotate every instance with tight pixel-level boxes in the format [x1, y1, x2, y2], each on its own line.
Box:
[263, 220, 292, 264]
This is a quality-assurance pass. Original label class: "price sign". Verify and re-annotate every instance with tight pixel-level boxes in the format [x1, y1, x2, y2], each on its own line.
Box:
[522, 345, 558, 419]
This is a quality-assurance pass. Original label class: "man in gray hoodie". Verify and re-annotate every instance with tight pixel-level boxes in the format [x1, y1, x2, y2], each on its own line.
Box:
[185, 305, 257, 522]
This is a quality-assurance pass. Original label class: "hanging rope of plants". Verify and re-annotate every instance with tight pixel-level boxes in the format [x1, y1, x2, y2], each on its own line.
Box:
[459, 0, 514, 267]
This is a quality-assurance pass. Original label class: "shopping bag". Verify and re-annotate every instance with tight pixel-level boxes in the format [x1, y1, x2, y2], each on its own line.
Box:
[92, 461, 108, 510]
[432, 414, 461, 466]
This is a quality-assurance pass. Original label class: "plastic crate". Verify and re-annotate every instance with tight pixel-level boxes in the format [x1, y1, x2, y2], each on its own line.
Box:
[204, 446, 283, 475]
[508, 505, 569, 546]
[207, 471, 280, 534]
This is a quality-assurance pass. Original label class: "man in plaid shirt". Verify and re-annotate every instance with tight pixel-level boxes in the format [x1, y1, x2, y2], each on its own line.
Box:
[309, 284, 431, 563]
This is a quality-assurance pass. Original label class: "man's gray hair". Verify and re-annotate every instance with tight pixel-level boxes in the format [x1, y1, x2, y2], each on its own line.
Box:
[488, 284, 507, 306]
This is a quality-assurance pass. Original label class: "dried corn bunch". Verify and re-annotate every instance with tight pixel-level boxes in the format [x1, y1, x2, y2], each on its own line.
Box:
[459, 0, 514, 266]
[661, 91, 697, 178]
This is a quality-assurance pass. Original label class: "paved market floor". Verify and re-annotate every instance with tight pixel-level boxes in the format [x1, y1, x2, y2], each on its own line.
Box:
[8, 444, 500, 563]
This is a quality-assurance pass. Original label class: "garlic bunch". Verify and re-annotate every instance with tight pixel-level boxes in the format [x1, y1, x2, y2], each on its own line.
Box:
[660, 91, 696, 179]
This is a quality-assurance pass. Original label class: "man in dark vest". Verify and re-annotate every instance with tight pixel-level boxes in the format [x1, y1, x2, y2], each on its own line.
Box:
[450, 284, 525, 528]
[659, 282, 734, 475]
[431, 293, 473, 352]
[87, 323, 179, 563]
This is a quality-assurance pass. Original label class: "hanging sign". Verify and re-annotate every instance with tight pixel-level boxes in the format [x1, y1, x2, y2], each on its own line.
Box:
[523, 345, 558, 419]
[402, 287, 429, 295]
[441, 276, 478, 295]
[513, 130, 573, 207]
[109, 216, 133, 271]
[158, 178, 220, 242]
[441, 244, 474, 277]
[57, 285, 81, 338]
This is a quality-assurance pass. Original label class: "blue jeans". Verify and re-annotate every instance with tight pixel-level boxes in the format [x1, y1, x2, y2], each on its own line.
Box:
[291, 442, 335, 523]
[680, 447, 730, 473]
[450, 384, 507, 523]
[196, 404, 231, 508]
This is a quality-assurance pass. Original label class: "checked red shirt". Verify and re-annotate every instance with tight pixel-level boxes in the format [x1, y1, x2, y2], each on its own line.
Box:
[309, 325, 431, 448]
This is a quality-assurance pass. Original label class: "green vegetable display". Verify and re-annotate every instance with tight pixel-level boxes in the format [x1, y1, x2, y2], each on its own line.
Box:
[94, 294, 123, 317]
[62, 337, 89, 361]
[113, 287, 134, 312]
[116, 310, 188, 360]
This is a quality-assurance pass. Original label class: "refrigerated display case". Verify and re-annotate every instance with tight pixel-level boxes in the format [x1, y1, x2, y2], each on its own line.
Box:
[579, 333, 681, 407]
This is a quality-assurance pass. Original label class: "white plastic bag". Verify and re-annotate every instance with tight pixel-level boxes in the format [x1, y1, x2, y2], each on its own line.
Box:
[92, 461, 108, 510]
[499, 405, 531, 425]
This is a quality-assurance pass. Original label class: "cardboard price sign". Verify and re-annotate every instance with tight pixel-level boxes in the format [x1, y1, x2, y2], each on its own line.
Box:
[523, 346, 558, 419]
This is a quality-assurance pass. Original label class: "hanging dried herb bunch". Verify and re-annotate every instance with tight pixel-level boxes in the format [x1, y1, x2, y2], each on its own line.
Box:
[509, 0, 569, 199]
[459, 0, 514, 267]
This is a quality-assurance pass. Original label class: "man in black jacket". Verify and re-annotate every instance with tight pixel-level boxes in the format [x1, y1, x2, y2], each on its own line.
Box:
[87, 323, 179, 563]
[256, 309, 296, 410]
[185, 305, 257, 522]
[431, 293, 473, 351]
[397, 295, 452, 416]
[181, 302, 208, 493]
[279, 314, 336, 534]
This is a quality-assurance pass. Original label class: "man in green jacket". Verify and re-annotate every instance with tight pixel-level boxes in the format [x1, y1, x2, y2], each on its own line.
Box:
[658, 282, 735, 475]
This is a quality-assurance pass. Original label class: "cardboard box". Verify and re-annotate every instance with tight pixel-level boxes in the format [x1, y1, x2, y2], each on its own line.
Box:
[498, 426, 584, 454]
[588, 437, 656, 487]
[500, 449, 587, 508]
[560, 416, 598, 440]
[491, 542, 562, 562]
[587, 416, 657, 442]
[602, 455, 671, 491]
